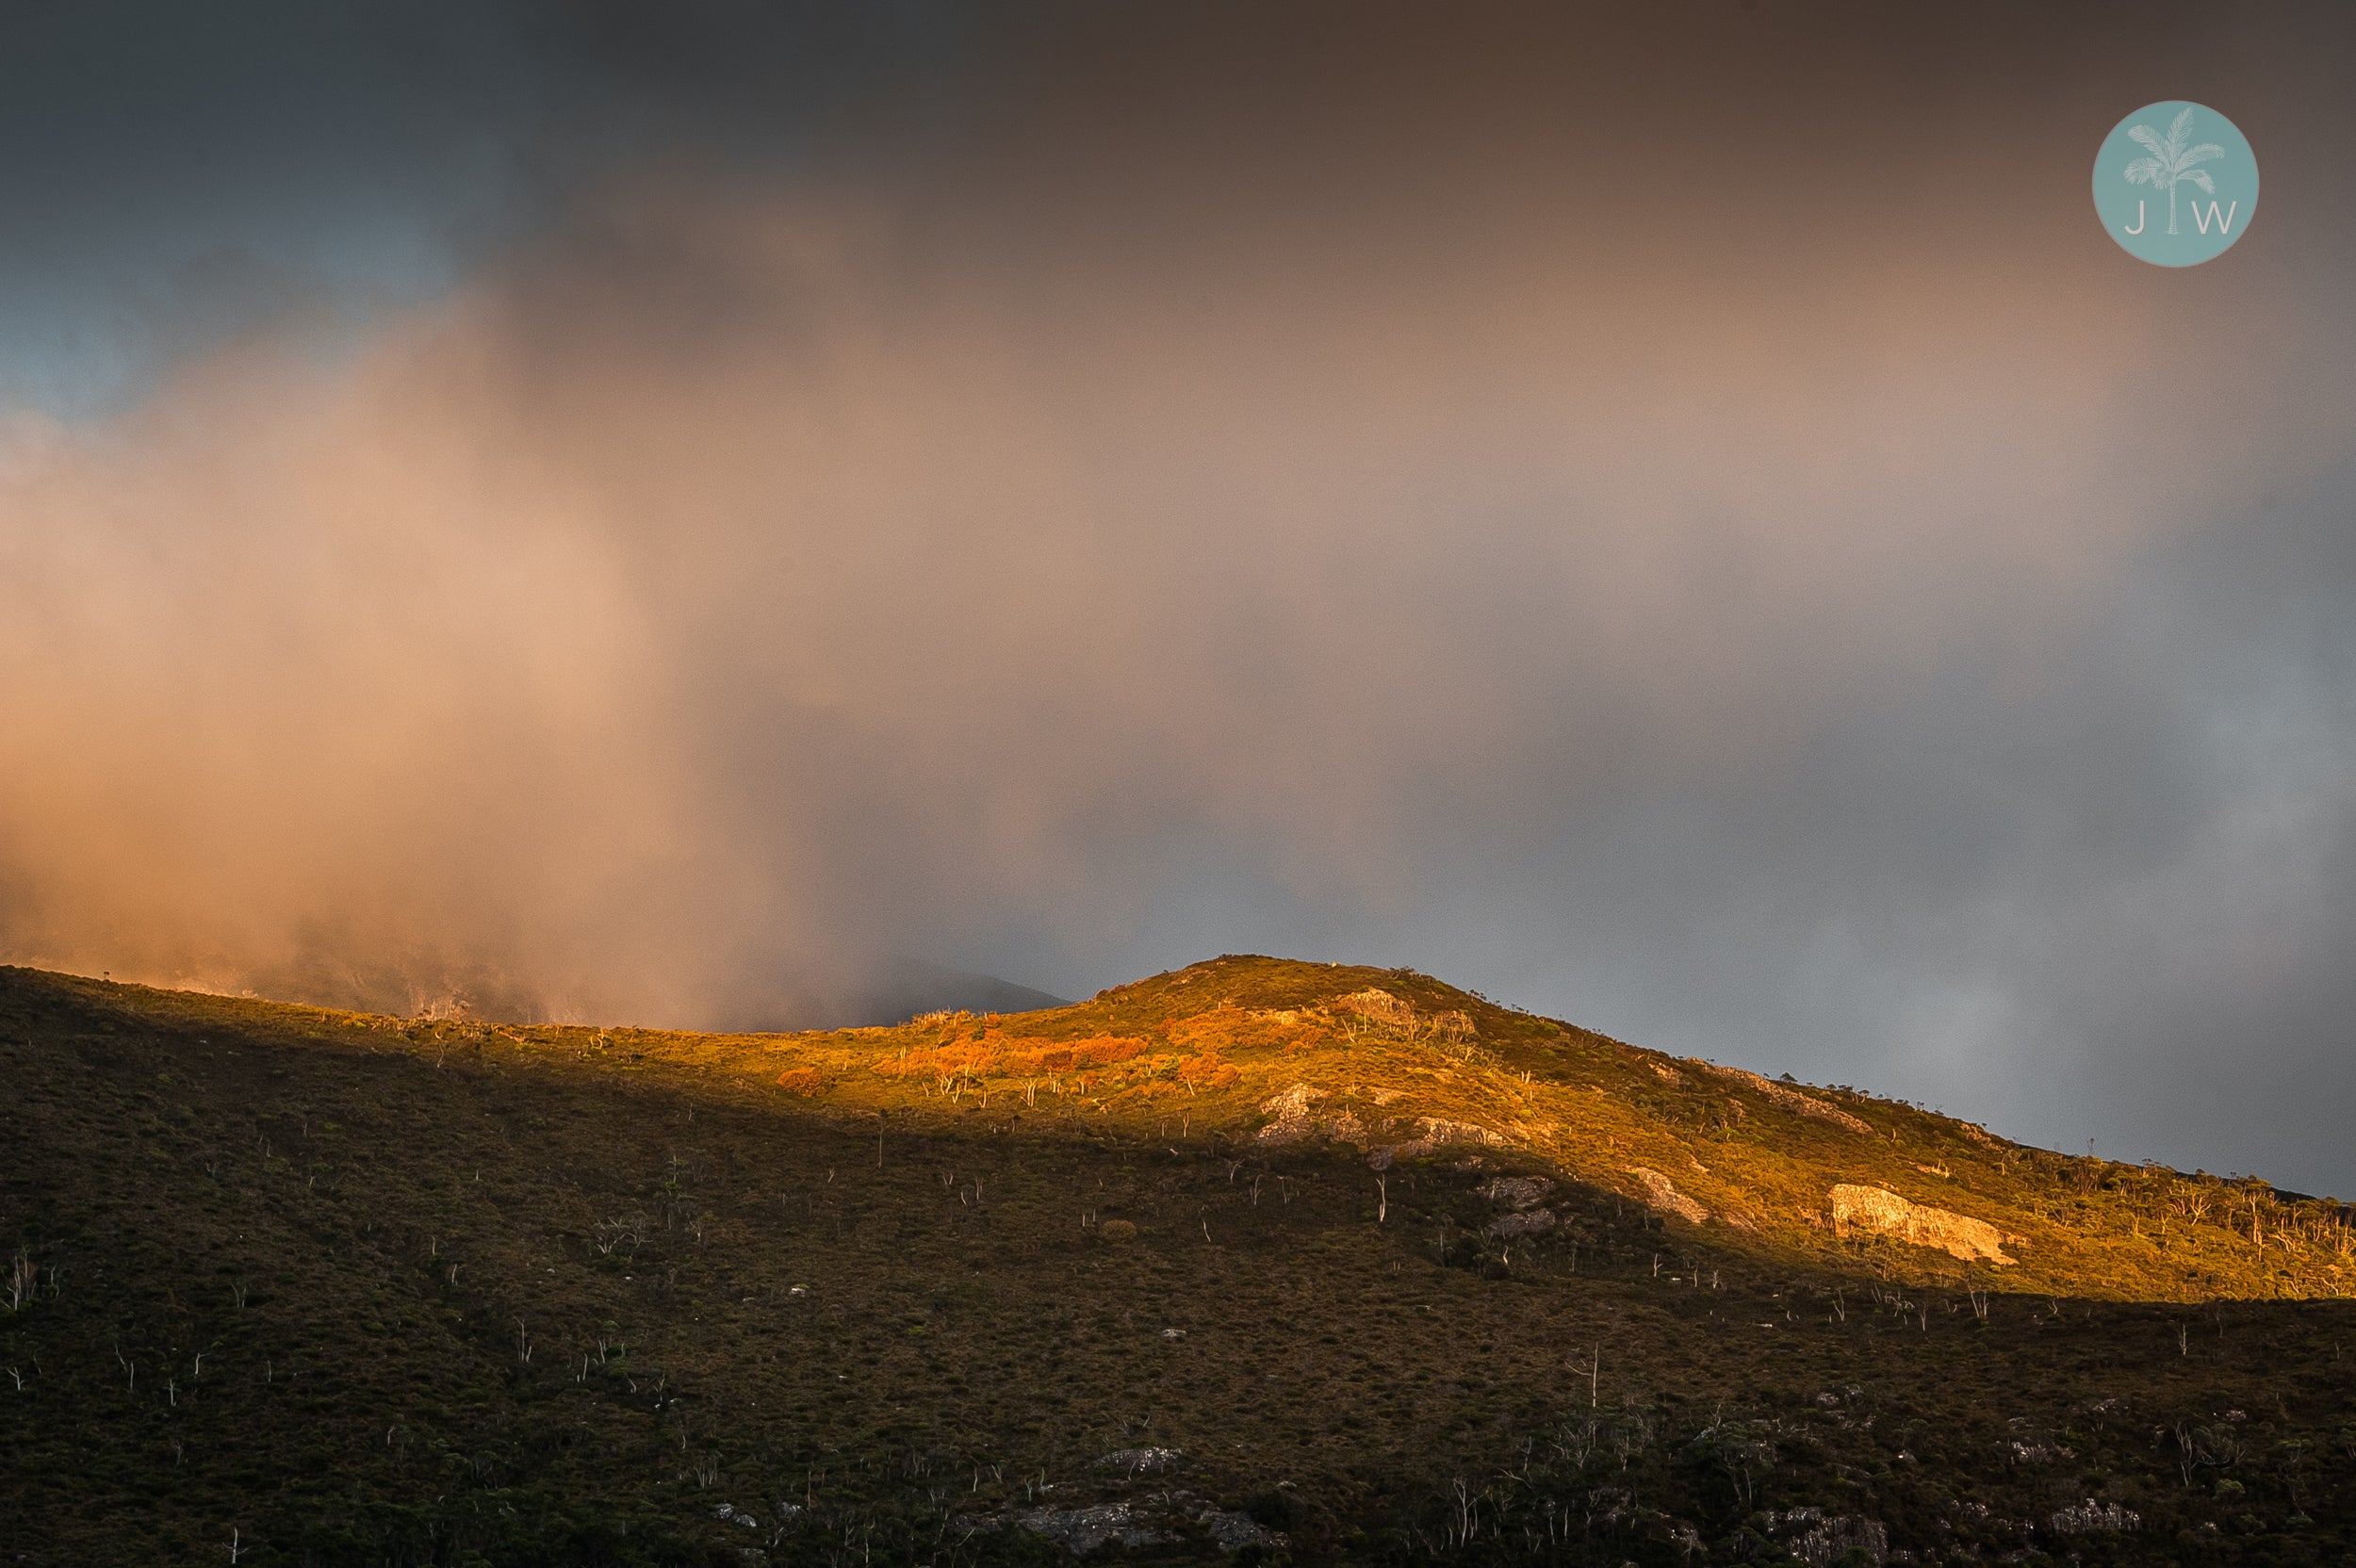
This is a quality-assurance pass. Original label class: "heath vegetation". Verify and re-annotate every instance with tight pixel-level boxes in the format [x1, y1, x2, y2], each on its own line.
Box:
[4, 956, 2352, 1563]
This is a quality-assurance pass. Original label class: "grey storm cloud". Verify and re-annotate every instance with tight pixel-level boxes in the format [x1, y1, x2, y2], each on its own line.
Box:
[3, 2, 2355, 1190]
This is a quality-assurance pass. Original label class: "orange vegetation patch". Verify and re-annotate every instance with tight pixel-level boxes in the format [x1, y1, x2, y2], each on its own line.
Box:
[1178, 1053, 1239, 1087]
[775, 1067, 827, 1096]
[1165, 1005, 1324, 1054]
[869, 1034, 1153, 1080]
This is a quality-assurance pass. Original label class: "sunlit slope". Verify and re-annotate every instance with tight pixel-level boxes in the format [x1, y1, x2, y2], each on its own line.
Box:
[16, 955, 2351, 1302]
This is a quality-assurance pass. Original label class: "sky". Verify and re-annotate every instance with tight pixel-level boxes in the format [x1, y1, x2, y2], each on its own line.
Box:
[4, 3, 2354, 1192]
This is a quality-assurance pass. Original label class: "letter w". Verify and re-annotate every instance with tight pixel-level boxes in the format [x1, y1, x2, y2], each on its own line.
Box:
[2191, 200, 2238, 236]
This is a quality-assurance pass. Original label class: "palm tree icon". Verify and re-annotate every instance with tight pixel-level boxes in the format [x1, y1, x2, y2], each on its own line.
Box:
[2122, 106, 2224, 236]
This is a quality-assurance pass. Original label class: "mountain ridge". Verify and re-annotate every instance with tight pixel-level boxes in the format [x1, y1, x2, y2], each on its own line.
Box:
[13, 952, 2347, 1304]
[7, 953, 2353, 1563]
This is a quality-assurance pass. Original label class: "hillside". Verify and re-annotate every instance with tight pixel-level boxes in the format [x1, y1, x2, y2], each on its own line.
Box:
[5, 956, 2354, 1564]
[717, 955, 2356, 1306]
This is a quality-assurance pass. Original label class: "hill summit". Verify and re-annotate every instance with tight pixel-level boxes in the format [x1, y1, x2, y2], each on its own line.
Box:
[7, 954, 2355, 1564]
[627, 953, 2346, 1305]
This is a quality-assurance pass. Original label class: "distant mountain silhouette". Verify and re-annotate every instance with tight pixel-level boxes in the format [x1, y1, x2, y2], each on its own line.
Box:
[826, 956, 1071, 1027]
[240, 941, 1064, 1032]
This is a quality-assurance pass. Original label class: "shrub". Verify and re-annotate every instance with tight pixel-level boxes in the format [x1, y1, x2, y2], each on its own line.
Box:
[1180, 1053, 1240, 1087]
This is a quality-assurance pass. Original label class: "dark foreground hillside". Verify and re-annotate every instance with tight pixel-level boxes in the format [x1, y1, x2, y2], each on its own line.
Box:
[3, 964, 2354, 1565]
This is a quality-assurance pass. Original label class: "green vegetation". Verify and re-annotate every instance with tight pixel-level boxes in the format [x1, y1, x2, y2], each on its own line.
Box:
[5, 956, 2353, 1563]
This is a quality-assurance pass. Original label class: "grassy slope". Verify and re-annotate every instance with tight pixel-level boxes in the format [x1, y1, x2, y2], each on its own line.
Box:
[329, 952, 2349, 1305]
[4, 956, 2354, 1565]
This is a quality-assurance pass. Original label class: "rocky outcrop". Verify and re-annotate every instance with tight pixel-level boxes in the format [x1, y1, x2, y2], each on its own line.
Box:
[1766, 1510, 1888, 1566]
[1830, 1184, 2013, 1264]
[1335, 988, 1416, 1026]
[1263, 1084, 1509, 1163]
[1254, 1084, 1328, 1144]
[1253, 1084, 1378, 1148]
[1332, 988, 1473, 1041]
[1481, 1176, 1554, 1210]
[999, 1501, 1167, 1555]
[1627, 1167, 1709, 1224]
[1366, 1115, 1508, 1167]
[1410, 1116, 1504, 1149]
[994, 1492, 1284, 1557]
[1486, 1208, 1558, 1240]
[1691, 1062, 1874, 1135]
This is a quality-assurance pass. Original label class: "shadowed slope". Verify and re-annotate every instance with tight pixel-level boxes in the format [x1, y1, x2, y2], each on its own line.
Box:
[180, 952, 2339, 1305]
[5, 957, 2354, 1564]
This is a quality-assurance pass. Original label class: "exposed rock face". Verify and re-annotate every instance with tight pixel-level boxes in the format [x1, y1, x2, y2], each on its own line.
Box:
[1254, 1084, 1327, 1143]
[1264, 1084, 1505, 1160]
[1766, 1510, 1888, 1566]
[1335, 988, 1416, 1028]
[1411, 1117, 1503, 1149]
[1830, 1184, 2013, 1264]
[1366, 1115, 1508, 1166]
[996, 1493, 1284, 1557]
[1254, 1084, 1375, 1148]
[1194, 1506, 1285, 1554]
[1001, 1501, 1167, 1555]
[1332, 988, 1473, 1041]
[1690, 1061, 1874, 1135]
[1485, 1208, 1558, 1240]
[1627, 1167, 1709, 1224]
[1481, 1176, 1554, 1210]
